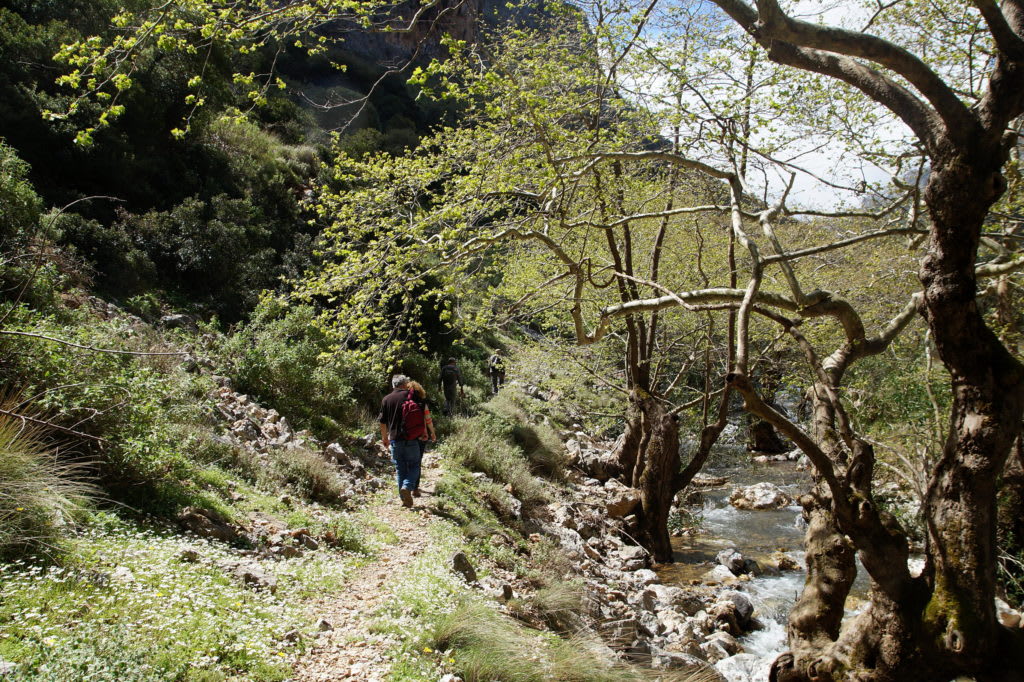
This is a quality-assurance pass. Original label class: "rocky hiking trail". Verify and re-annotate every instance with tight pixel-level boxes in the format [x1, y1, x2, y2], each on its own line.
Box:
[295, 453, 442, 682]
[207, 378, 838, 682]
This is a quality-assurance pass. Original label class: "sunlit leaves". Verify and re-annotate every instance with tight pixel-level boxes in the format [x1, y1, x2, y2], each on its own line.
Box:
[48, 0, 395, 141]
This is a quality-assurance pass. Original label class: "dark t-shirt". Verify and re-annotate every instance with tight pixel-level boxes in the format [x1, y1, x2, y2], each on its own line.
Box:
[378, 388, 412, 439]
[440, 364, 461, 390]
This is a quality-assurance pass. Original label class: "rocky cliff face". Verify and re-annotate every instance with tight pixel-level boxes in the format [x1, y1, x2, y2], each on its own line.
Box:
[332, 0, 552, 67]
[290, 0, 569, 136]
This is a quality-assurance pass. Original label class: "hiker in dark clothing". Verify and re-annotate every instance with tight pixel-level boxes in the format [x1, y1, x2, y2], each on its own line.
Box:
[487, 349, 506, 395]
[439, 358, 463, 416]
[378, 374, 426, 507]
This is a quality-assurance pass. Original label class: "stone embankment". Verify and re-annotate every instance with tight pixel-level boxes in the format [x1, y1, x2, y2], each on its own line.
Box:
[172, 378, 389, 586]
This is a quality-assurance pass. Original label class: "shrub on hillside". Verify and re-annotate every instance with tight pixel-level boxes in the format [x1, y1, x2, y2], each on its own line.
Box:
[0, 141, 41, 244]
[0, 311, 218, 514]
[221, 299, 379, 439]
[0, 143, 70, 313]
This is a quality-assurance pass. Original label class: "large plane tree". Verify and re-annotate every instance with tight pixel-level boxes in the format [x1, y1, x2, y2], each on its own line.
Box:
[685, 0, 1024, 679]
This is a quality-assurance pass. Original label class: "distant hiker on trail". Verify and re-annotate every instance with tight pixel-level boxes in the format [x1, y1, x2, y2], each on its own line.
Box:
[487, 349, 506, 395]
[378, 374, 427, 508]
[439, 358, 463, 417]
[407, 380, 436, 498]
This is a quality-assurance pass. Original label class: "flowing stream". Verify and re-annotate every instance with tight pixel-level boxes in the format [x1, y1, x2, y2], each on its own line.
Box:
[658, 453, 870, 682]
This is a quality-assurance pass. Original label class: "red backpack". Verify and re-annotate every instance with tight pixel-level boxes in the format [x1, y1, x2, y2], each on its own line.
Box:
[401, 390, 426, 440]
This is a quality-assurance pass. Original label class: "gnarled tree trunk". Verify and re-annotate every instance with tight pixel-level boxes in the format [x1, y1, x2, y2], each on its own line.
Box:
[913, 152, 1024, 676]
[614, 389, 678, 562]
[772, 143, 1024, 682]
[634, 392, 680, 563]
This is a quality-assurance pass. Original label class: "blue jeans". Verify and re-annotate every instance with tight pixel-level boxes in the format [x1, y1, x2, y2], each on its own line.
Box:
[390, 440, 421, 492]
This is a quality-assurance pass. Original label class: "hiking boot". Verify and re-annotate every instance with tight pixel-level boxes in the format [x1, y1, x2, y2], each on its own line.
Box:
[412, 488, 421, 498]
[399, 488, 413, 508]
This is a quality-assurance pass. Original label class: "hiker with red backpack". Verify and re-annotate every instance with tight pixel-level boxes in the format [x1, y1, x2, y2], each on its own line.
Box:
[407, 380, 436, 497]
[377, 374, 429, 508]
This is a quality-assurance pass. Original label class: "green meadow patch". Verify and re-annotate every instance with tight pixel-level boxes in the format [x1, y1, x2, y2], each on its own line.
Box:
[0, 512, 362, 681]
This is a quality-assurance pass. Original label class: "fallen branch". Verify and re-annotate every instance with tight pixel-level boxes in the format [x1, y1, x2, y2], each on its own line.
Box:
[0, 408, 106, 444]
[0, 330, 187, 357]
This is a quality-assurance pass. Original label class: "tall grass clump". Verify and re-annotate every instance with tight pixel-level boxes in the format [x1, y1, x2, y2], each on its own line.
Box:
[440, 417, 548, 508]
[0, 409, 94, 558]
[189, 426, 351, 506]
[484, 391, 568, 480]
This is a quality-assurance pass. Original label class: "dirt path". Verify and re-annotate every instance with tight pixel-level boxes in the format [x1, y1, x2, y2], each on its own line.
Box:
[295, 452, 441, 682]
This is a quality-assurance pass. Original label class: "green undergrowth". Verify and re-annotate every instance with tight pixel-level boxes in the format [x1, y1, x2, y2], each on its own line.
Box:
[1, 307, 229, 515]
[429, 602, 711, 682]
[0, 301, 369, 530]
[372, 520, 612, 682]
[482, 390, 568, 481]
[437, 388, 571, 513]
[189, 432, 354, 508]
[0, 509, 366, 681]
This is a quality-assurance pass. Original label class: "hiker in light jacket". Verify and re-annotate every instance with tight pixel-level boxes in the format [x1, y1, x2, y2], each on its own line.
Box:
[487, 349, 506, 395]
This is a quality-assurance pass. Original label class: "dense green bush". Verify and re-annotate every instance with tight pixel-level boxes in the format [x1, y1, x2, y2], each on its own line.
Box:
[0, 143, 70, 313]
[220, 298, 380, 439]
[0, 310, 219, 513]
[1, 3, 324, 321]
[0, 141, 41, 244]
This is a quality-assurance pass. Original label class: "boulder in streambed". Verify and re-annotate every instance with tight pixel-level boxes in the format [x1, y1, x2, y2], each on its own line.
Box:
[715, 548, 762, 576]
[716, 548, 745, 575]
[614, 543, 649, 571]
[714, 653, 765, 682]
[650, 646, 727, 678]
[702, 565, 739, 585]
[729, 482, 793, 510]
[604, 479, 641, 518]
[717, 590, 755, 630]
[768, 551, 801, 572]
[691, 474, 728, 487]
